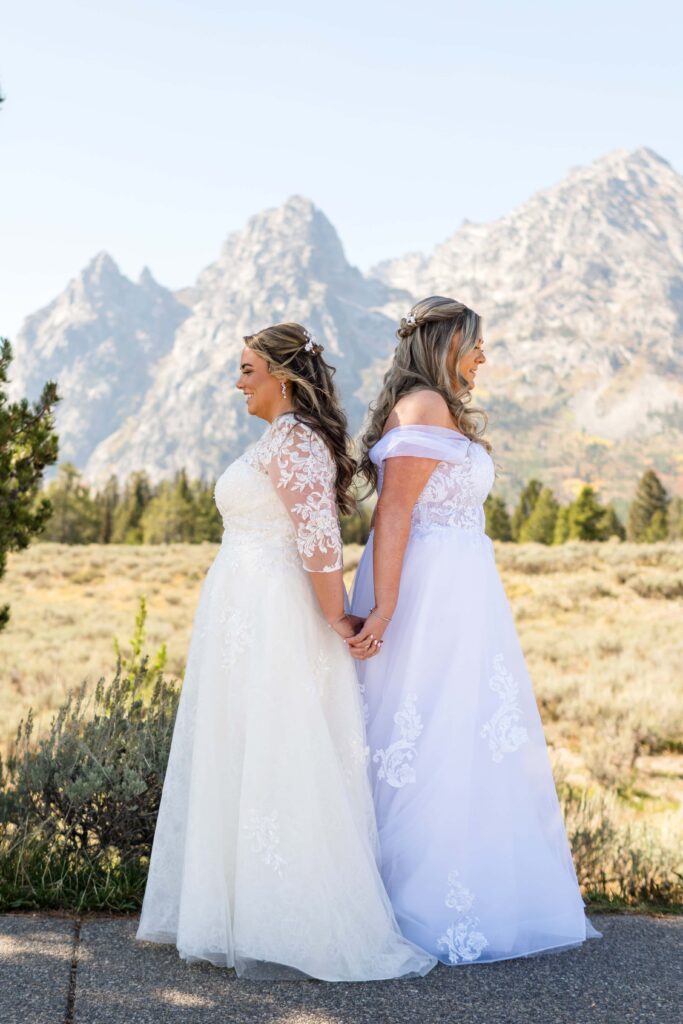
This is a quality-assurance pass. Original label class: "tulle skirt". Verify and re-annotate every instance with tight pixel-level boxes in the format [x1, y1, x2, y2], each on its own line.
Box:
[137, 534, 435, 980]
[351, 527, 600, 964]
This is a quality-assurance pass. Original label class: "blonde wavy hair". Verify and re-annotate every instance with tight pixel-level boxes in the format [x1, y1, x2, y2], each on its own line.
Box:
[358, 296, 491, 493]
[244, 322, 356, 516]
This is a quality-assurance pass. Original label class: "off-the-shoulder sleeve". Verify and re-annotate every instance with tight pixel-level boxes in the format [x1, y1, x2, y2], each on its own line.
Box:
[267, 421, 343, 573]
[370, 425, 471, 466]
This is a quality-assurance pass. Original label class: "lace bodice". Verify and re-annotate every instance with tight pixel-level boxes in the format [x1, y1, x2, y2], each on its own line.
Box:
[371, 425, 495, 536]
[215, 413, 343, 572]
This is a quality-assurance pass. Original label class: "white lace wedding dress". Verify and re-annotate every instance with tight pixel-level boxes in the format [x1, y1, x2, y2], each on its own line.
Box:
[351, 425, 601, 964]
[136, 412, 435, 980]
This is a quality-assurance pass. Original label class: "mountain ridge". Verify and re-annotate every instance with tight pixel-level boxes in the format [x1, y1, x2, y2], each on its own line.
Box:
[10, 148, 683, 502]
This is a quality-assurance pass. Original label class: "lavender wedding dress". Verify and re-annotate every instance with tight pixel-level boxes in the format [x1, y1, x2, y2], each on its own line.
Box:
[137, 413, 435, 980]
[351, 424, 600, 965]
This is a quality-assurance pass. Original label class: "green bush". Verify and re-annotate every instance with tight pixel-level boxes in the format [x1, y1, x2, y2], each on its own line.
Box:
[559, 782, 682, 910]
[0, 603, 179, 911]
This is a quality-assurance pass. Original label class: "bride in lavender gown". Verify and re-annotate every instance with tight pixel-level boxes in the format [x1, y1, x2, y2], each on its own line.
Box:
[350, 297, 600, 964]
[136, 322, 434, 981]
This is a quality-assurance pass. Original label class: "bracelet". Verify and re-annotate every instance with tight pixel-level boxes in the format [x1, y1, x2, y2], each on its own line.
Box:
[370, 606, 392, 623]
[327, 613, 347, 629]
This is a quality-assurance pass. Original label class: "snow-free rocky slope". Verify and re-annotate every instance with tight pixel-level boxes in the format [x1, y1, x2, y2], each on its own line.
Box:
[9, 254, 190, 466]
[85, 197, 404, 482]
[373, 147, 683, 500]
[10, 149, 683, 502]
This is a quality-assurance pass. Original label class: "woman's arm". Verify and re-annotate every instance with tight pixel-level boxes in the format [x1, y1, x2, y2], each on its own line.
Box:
[347, 456, 437, 651]
[306, 570, 358, 639]
[348, 390, 451, 655]
[266, 421, 358, 641]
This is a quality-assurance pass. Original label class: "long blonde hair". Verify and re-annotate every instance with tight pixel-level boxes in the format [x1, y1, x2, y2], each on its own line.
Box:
[358, 296, 491, 493]
[244, 322, 356, 515]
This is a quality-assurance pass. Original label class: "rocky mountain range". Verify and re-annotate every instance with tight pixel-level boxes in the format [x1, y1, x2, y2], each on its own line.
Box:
[8, 254, 189, 466]
[85, 196, 403, 482]
[9, 147, 683, 505]
[373, 146, 683, 503]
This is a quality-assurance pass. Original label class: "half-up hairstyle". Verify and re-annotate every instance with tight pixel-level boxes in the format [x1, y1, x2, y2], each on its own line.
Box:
[358, 296, 491, 494]
[244, 322, 356, 516]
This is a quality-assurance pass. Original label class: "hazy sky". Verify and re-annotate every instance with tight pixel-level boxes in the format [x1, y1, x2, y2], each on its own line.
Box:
[2, 0, 682, 340]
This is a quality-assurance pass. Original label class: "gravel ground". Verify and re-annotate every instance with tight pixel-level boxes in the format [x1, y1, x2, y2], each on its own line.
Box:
[0, 913, 681, 1024]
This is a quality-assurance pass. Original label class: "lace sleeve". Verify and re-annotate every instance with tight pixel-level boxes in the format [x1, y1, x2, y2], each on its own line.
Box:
[267, 420, 343, 573]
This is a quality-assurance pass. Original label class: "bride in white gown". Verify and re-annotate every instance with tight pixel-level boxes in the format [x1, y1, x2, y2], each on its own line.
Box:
[350, 297, 600, 964]
[136, 322, 435, 981]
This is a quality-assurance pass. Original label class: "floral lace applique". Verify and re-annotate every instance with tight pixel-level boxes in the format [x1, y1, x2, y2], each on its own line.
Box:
[480, 653, 529, 762]
[373, 693, 422, 788]
[438, 868, 489, 964]
[303, 649, 332, 697]
[376, 442, 495, 538]
[357, 680, 369, 724]
[246, 415, 343, 573]
[242, 811, 285, 876]
[445, 869, 475, 913]
[219, 607, 251, 669]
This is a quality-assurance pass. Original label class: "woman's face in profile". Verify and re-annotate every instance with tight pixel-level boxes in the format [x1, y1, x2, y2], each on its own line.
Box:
[236, 347, 281, 419]
[450, 332, 486, 390]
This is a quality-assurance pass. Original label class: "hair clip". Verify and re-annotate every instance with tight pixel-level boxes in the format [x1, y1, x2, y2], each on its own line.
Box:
[404, 313, 417, 327]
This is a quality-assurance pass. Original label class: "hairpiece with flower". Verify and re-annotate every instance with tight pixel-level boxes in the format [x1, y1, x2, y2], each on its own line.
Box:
[303, 328, 319, 353]
[403, 312, 417, 327]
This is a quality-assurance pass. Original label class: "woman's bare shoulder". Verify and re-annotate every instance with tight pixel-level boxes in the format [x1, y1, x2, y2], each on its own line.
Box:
[384, 390, 452, 432]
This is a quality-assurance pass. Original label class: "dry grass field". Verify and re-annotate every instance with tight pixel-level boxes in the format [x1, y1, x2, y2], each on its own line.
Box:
[1, 540, 682, 894]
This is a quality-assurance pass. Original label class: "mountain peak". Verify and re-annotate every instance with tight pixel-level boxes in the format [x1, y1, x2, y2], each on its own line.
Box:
[215, 194, 352, 287]
[629, 145, 671, 168]
[572, 145, 675, 185]
[281, 194, 318, 216]
[250, 194, 332, 238]
[138, 265, 160, 289]
[81, 251, 122, 285]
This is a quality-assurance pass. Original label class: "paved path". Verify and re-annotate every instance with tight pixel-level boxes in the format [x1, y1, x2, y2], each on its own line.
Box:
[0, 913, 681, 1024]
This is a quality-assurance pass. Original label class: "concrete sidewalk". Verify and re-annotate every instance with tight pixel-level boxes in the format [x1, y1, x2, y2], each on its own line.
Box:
[0, 913, 681, 1024]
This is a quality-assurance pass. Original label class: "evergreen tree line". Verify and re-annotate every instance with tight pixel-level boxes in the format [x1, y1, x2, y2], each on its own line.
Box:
[39, 464, 224, 544]
[485, 471, 683, 544]
[38, 463, 683, 546]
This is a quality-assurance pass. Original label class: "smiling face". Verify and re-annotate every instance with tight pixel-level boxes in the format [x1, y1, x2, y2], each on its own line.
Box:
[236, 346, 287, 421]
[449, 331, 486, 390]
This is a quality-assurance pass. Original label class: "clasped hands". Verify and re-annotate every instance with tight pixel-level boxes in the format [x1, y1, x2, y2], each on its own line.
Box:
[329, 609, 390, 660]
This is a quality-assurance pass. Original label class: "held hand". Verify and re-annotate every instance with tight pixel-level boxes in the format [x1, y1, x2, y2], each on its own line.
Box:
[345, 614, 365, 635]
[346, 609, 390, 659]
[328, 614, 359, 641]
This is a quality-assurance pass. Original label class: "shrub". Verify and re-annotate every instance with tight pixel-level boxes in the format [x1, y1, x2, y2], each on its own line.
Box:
[0, 604, 179, 910]
[560, 782, 683, 909]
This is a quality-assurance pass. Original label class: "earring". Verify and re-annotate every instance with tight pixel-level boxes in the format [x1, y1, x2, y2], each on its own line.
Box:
[280, 380, 287, 398]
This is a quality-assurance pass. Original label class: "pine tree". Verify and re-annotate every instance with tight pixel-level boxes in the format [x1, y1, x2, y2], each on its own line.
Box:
[668, 497, 683, 541]
[111, 471, 152, 543]
[141, 472, 195, 543]
[190, 479, 223, 542]
[567, 486, 606, 541]
[627, 470, 669, 542]
[553, 505, 570, 545]
[511, 479, 543, 541]
[0, 338, 60, 628]
[40, 463, 99, 543]
[94, 475, 120, 543]
[518, 487, 559, 544]
[598, 503, 626, 541]
[484, 495, 513, 541]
